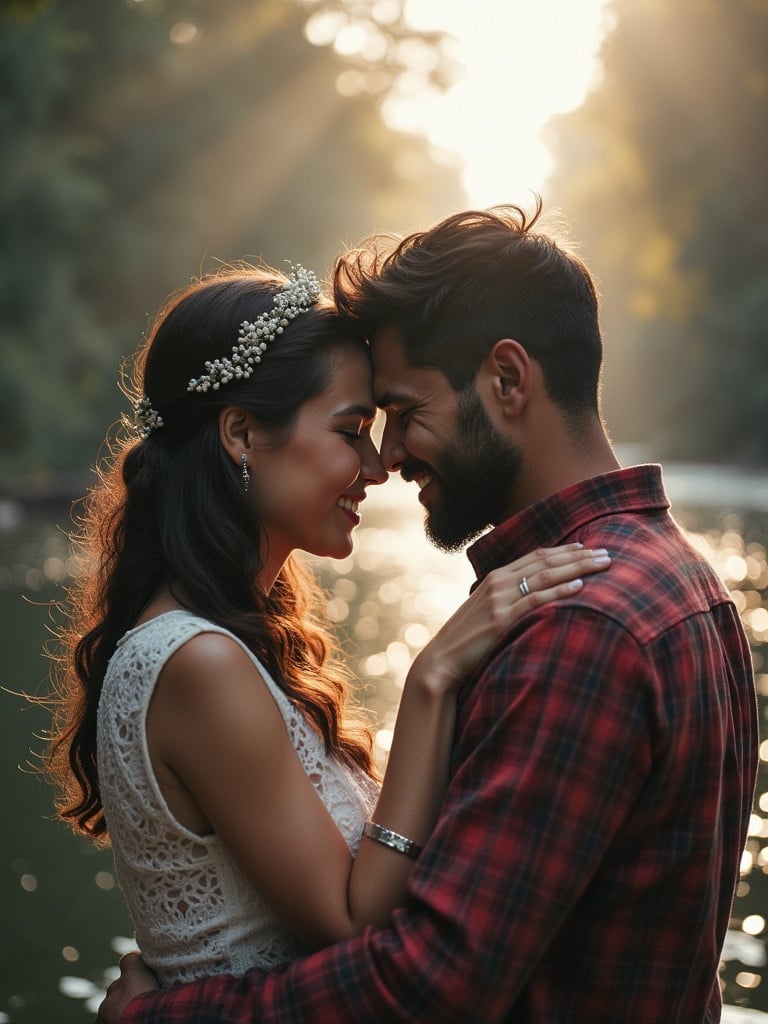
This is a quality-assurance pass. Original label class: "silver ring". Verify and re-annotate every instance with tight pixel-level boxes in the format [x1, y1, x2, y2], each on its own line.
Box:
[519, 576, 530, 597]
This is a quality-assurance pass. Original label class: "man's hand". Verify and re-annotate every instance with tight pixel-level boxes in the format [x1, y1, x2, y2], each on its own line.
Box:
[96, 952, 159, 1024]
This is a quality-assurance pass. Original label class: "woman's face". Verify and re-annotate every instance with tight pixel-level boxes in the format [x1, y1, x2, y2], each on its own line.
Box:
[251, 346, 386, 569]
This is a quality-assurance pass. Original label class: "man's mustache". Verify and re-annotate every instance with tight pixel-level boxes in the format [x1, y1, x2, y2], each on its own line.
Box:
[400, 458, 433, 481]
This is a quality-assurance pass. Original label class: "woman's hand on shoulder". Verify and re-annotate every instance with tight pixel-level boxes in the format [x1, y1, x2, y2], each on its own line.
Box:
[409, 543, 611, 693]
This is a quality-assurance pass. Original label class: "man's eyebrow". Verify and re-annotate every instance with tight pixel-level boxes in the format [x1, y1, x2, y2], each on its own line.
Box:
[332, 403, 376, 420]
[374, 389, 415, 409]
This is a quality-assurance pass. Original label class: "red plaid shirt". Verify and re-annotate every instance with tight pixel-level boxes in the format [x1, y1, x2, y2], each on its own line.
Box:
[123, 466, 757, 1024]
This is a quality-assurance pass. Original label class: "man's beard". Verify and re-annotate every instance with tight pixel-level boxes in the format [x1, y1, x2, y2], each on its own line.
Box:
[423, 386, 523, 552]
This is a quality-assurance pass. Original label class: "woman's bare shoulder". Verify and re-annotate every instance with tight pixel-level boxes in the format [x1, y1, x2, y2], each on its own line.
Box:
[156, 628, 269, 710]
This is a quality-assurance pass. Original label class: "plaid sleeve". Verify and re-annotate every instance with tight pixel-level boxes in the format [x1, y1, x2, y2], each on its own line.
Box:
[411, 607, 652, 1009]
[122, 606, 654, 1024]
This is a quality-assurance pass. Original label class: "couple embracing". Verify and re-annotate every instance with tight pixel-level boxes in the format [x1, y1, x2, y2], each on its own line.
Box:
[48, 200, 756, 1023]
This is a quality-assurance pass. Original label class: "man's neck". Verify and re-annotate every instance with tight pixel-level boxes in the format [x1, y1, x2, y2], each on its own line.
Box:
[503, 416, 621, 520]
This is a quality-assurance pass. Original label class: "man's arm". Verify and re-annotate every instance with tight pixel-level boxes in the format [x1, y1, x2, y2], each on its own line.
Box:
[96, 954, 159, 1024]
[114, 606, 650, 1024]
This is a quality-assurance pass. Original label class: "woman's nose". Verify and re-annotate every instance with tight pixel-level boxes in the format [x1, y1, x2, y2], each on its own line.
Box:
[361, 436, 387, 485]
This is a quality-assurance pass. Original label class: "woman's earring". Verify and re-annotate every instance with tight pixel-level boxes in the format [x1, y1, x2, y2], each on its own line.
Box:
[241, 453, 250, 493]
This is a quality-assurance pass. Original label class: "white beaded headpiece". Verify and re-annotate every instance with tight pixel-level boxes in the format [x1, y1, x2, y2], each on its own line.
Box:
[133, 395, 164, 440]
[187, 263, 321, 394]
[131, 264, 321, 439]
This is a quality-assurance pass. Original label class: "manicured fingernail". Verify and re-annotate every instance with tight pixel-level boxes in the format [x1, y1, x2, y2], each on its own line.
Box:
[593, 555, 611, 564]
[568, 578, 584, 589]
[591, 548, 609, 556]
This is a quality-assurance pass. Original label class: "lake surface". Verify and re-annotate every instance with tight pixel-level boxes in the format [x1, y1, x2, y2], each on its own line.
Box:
[1, 468, 767, 1021]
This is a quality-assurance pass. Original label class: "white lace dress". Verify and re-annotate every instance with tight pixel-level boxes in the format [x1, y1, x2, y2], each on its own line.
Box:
[97, 610, 379, 986]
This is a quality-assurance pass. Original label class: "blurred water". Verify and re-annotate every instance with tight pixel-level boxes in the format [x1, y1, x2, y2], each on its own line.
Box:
[1, 470, 767, 1020]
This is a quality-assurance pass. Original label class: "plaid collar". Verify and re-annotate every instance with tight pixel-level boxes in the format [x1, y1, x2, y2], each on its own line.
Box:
[467, 464, 669, 582]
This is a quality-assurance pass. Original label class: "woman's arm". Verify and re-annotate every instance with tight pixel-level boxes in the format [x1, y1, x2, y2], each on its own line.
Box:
[148, 544, 610, 948]
[348, 543, 611, 925]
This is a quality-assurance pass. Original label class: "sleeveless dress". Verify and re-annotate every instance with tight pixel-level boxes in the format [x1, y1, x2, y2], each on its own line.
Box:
[96, 610, 379, 986]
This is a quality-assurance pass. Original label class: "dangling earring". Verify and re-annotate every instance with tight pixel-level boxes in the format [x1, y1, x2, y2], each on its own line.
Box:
[241, 452, 250, 493]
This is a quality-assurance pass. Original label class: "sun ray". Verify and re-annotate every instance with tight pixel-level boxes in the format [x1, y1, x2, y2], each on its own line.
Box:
[384, 0, 614, 206]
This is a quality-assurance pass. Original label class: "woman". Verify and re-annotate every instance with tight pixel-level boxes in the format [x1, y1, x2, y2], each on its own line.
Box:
[46, 264, 610, 986]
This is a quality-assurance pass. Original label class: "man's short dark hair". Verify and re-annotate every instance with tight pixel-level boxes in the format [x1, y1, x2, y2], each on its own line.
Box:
[333, 199, 603, 416]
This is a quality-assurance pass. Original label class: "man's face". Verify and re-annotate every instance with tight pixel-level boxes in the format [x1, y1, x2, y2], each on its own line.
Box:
[372, 327, 522, 551]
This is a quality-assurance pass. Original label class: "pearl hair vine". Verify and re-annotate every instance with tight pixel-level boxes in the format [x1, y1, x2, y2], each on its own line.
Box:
[133, 395, 164, 440]
[187, 263, 321, 394]
[131, 263, 321, 439]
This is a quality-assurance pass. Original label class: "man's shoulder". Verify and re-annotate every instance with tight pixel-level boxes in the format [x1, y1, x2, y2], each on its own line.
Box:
[480, 510, 733, 654]
[565, 510, 731, 644]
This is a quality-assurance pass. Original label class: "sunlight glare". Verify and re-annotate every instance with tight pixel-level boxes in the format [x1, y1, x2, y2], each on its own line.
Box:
[383, 0, 614, 206]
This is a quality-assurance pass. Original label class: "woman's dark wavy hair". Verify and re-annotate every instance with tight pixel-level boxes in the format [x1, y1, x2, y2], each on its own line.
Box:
[333, 198, 603, 418]
[46, 266, 376, 841]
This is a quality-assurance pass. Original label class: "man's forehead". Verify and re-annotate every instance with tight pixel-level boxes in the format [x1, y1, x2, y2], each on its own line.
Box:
[370, 326, 416, 406]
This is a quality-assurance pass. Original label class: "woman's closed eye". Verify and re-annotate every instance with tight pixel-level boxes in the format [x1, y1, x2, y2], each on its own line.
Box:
[338, 421, 375, 444]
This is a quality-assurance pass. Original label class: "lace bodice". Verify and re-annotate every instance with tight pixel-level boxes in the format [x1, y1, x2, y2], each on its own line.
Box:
[97, 610, 379, 986]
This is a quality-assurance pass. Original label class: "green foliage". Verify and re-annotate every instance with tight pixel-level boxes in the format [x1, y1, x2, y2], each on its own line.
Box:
[548, 0, 768, 464]
[0, 0, 51, 22]
[0, 8, 113, 475]
[1, 0, 462, 479]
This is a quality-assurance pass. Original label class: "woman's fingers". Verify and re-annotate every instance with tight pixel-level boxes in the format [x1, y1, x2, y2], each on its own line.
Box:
[479, 547, 612, 630]
[413, 545, 613, 689]
[513, 556, 610, 608]
[507, 542, 585, 574]
[483, 546, 611, 600]
[517, 549, 611, 595]
[509, 543, 608, 576]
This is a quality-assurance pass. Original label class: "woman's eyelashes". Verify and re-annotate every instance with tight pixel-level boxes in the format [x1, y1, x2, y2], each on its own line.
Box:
[338, 420, 376, 445]
[338, 422, 370, 444]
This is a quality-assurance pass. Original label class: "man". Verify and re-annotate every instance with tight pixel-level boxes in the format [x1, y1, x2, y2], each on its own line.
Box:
[99, 201, 757, 1023]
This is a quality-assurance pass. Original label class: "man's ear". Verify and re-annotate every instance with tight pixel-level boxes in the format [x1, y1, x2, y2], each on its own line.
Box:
[218, 406, 261, 467]
[482, 338, 532, 420]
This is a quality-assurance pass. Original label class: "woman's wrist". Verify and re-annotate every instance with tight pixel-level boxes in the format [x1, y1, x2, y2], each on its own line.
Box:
[362, 821, 423, 860]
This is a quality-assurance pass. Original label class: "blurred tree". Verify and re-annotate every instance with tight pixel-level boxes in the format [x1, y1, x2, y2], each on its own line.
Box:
[0, 0, 462, 480]
[548, 0, 768, 465]
[0, 8, 115, 477]
[298, 0, 458, 97]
